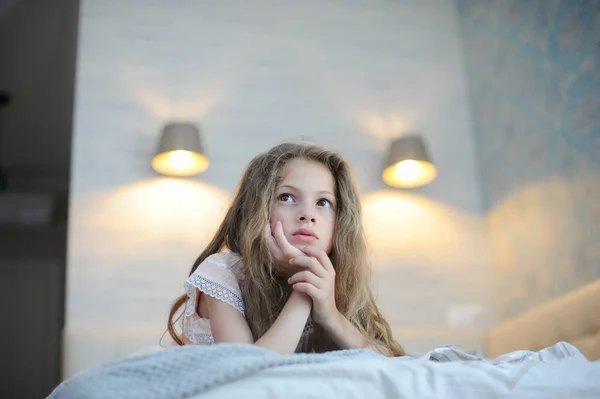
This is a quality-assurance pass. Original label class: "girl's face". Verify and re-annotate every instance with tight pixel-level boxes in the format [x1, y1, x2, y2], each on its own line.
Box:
[270, 158, 337, 254]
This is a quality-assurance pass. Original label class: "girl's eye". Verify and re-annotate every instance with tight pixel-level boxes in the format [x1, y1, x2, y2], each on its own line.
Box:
[317, 199, 333, 208]
[278, 193, 294, 202]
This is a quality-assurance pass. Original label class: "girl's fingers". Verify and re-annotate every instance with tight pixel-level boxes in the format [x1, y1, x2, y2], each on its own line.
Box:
[300, 245, 334, 273]
[289, 255, 326, 278]
[274, 221, 302, 257]
[272, 221, 286, 248]
[291, 282, 318, 298]
[288, 270, 322, 288]
[264, 224, 281, 253]
[265, 222, 272, 237]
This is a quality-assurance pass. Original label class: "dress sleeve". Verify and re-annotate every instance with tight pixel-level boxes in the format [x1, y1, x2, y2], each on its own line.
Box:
[183, 252, 245, 318]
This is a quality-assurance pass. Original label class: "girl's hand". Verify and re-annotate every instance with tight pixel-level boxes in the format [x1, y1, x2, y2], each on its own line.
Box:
[265, 221, 306, 278]
[287, 246, 338, 327]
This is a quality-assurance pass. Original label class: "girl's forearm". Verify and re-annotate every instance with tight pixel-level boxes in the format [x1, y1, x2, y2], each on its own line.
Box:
[254, 291, 312, 354]
[322, 311, 367, 350]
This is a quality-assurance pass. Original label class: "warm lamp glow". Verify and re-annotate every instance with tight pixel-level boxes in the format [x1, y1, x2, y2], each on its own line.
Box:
[152, 122, 209, 177]
[382, 135, 437, 188]
[361, 190, 488, 268]
[152, 150, 209, 177]
[382, 159, 437, 188]
[76, 178, 229, 257]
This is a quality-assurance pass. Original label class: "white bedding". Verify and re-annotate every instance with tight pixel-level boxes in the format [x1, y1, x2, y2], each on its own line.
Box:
[50, 341, 600, 399]
[203, 343, 600, 399]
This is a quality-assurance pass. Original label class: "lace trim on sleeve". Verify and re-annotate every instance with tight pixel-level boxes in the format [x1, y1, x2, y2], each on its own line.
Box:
[185, 274, 245, 315]
[182, 320, 215, 345]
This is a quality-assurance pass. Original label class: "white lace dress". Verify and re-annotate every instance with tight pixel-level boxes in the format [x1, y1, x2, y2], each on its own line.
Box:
[181, 252, 313, 351]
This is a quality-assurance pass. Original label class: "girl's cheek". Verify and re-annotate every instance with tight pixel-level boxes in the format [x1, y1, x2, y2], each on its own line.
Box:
[318, 208, 336, 218]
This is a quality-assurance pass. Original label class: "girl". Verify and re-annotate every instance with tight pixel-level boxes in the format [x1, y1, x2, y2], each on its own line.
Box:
[167, 142, 404, 356]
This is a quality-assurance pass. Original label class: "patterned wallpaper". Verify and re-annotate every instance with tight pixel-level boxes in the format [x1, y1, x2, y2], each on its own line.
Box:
[456, 0, 600, 320]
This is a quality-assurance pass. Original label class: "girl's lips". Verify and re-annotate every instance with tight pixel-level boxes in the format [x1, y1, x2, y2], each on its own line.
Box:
[293, 228, 317, 238]
[291, 234, 317, 243]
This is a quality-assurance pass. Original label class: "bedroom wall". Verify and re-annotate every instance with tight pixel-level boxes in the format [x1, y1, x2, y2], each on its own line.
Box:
[64, 0, 491, 377]
[456, 0, 600, 320]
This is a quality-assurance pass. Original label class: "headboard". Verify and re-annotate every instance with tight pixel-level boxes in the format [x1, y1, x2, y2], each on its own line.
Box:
[486, 279, 600, 361]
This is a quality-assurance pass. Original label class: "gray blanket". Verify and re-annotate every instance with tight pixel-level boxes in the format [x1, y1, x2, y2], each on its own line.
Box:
[49, 344, 379, 399]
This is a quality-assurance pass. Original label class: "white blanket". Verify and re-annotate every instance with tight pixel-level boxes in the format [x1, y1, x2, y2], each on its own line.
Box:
[50, 341, 600, 399]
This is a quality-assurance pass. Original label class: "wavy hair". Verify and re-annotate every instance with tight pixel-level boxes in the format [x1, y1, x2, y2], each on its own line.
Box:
[167, 142, 404, 356]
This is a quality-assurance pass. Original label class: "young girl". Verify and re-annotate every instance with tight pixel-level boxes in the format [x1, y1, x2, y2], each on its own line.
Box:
[167, 142, 405, 356]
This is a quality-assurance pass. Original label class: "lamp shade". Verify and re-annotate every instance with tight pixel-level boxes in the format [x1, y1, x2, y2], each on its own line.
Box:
[382, 135, 437, 188]
[151, 122, 209, 176]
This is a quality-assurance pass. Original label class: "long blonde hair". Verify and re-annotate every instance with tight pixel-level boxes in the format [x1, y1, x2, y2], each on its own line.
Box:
[167, 142, 404, 356]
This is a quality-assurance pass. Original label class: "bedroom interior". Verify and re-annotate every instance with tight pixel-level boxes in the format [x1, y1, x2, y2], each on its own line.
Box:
[0, 0, 598, 397]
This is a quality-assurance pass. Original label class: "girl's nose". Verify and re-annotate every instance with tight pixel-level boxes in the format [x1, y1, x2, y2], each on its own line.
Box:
[298, 211, 316, 223]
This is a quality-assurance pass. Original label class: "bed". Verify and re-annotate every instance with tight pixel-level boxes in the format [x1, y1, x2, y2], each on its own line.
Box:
[49, 280, 600, 399]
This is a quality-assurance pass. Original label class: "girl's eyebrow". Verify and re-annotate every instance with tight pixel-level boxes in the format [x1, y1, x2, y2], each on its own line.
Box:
[318, 190, 335, 197]
[278, 184, 297, 191]
[279, 184, 334, 197]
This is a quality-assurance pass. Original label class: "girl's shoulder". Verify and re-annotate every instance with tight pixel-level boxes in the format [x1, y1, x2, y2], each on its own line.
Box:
[194, 251, 243, 279]
[203, 251, 241, 267]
